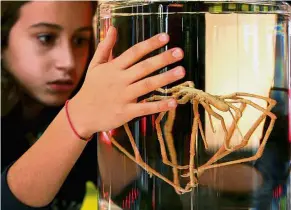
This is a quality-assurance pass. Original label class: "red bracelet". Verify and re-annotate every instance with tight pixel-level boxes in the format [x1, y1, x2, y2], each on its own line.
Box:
[65, 100, 93, 141]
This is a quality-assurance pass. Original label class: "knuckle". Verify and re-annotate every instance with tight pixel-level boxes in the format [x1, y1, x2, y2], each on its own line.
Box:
[143, 78, 153, 90]
[158, 101, 169, 112]
[127, 45, 139, 57]
[156, 49, 178, 67]
[156, 102, 163, 112]
[139, 101, 167, 117]
[148, 35, 160, 47]
[130, 43, 146, 55]
[148, 102, 162, 114]
[144, 35, 162, 49]
[155, 53, 169, 66]
[140, 59, 152, 70]
[97, 41, 105, 50]
[140, 105, 151, 116]
[163, 50, 175, 62]
[160, 71, 174, 83]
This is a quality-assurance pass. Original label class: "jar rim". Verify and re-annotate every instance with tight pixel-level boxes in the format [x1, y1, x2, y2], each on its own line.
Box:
[98, 1, 291, 16]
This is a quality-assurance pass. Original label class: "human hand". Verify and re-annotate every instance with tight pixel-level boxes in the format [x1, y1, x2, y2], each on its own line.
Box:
[70, 26, 185, 137]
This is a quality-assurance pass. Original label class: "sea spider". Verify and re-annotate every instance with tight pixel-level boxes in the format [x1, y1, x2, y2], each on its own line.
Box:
[107, 81, 277, 194]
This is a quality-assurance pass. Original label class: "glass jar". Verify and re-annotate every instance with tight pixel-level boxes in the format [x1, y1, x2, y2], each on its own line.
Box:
[96, 1, 291, 209]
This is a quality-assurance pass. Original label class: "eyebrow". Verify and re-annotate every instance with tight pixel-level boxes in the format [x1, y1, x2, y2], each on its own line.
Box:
[30, 22, 62, 30]
[29, 22, 93, 33]
[76, 26, 93, 33]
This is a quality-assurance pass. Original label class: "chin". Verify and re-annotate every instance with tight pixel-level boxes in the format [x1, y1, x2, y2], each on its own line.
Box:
[48, 100, 66, 107]
[39, 95, 70, 107]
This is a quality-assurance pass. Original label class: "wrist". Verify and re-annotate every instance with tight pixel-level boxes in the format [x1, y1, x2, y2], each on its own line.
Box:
[65, 98, 94, 140]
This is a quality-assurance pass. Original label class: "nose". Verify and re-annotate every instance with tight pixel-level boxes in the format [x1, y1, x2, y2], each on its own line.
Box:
[54, 41, 76, 72]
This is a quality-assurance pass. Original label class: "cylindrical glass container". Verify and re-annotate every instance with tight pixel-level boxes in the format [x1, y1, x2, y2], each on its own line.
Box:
[96, 1, 291, 209]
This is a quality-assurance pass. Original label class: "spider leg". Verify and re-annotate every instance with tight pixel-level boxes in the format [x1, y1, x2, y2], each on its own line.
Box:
[155, 112, 171, 165]
[219, 92, 277, 107]
[162, 90, 194, 189]
[224, 95, 276, 119]
[198, 118, 276, 171]
[176, 93, 191, 104]
[155, 81, 194, 94]
[154, 94, 189, 170]
[208, 112, 216, 133]
[163, 109, 181, 191]
[198, 113, 208, 150]
[195, 97, 276, 172]
[123, 123, 143, 163]
[222, 93, 274, 147]
[225, 97, 277, 149]
[224, 103, 244, 147]
[178, 81, 195, 88]
[145, 95, 171, 102]
[107, 131, 191, 194]
[198, 104, 246, 171]
[158, 93, 200, 192]
[191, 97, 208, 149]
[184, 100, 200, 190]
[200, 101, 231, 151]
[182, 103, 246, 177]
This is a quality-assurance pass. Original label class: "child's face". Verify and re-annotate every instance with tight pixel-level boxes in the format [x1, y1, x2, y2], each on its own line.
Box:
[3, 1, 94, 106]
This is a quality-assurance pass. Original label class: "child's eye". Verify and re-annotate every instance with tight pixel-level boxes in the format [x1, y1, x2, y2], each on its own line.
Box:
[73, 36, 90, 47]
[37, 33, 56, 46]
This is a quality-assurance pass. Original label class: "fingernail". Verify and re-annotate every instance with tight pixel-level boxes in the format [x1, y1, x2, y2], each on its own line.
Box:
[172, 49, 183, 58]
[159, 33, 168, 42]
[174, 67, 185, 77]
[168, 99, 177, 108]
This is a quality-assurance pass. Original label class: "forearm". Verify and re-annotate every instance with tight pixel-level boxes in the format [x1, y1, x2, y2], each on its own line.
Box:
[7, 107, 87, 207]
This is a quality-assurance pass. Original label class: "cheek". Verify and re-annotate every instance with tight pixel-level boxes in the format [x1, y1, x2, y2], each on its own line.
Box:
[11, 64, 44, 93]
[6, 25, 50, 85]
[8, 35, 46, 75]
[6, 48, 47, 89]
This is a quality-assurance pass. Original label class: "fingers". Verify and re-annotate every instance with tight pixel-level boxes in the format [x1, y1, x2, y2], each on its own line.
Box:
[125, 66, 185, 100]
[112, 33, 170, 69]
[125, 47, 184, 84]
[126, 99, 177, 119]
[89, 26, 117, 68]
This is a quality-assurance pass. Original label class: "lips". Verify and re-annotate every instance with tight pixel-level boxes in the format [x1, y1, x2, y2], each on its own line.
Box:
[47, 79, 74, 92]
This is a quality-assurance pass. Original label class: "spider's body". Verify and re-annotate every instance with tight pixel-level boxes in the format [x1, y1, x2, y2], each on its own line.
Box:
[154, 81, 230, 112]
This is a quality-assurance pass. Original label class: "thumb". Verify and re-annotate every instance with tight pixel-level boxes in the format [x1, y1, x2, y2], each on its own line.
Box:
[89, 26, 117, 68]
